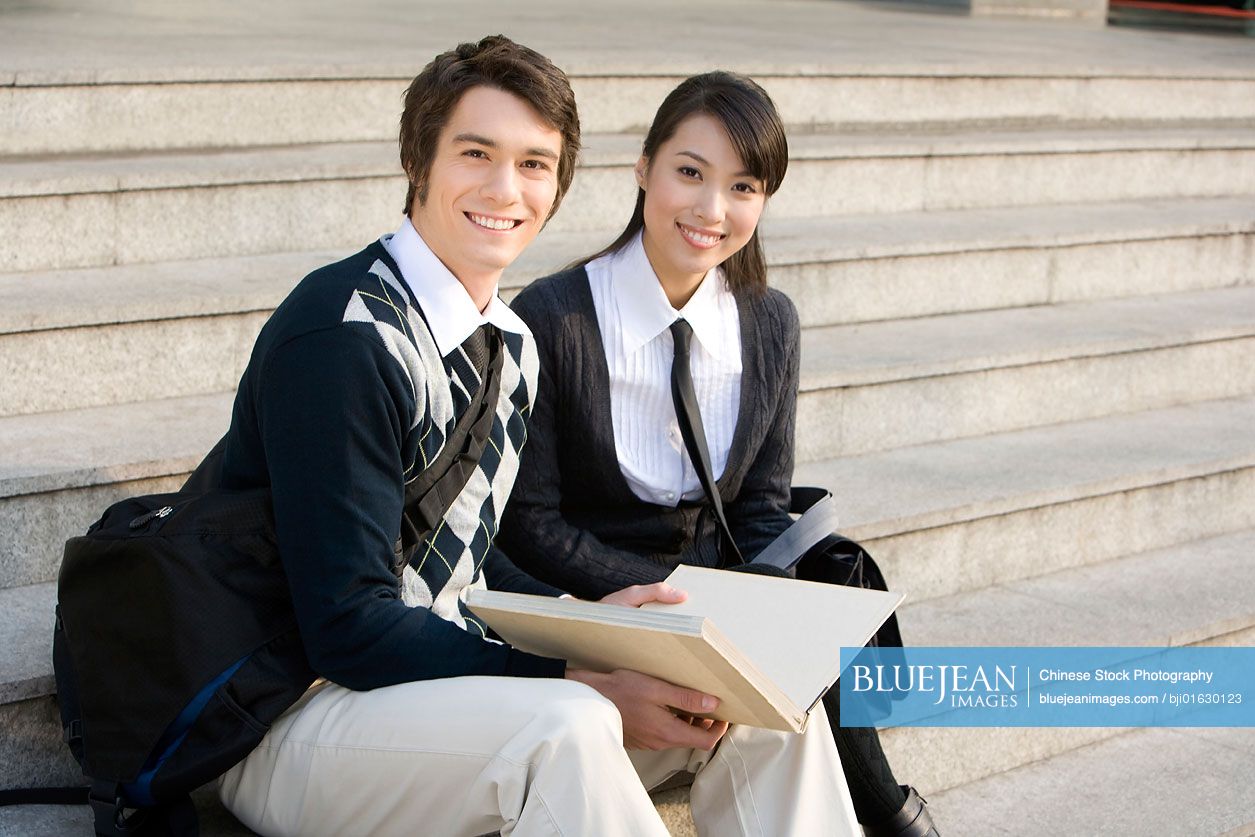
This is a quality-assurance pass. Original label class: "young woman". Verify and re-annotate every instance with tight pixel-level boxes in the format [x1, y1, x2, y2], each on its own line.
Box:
[500, 72, 937, 837]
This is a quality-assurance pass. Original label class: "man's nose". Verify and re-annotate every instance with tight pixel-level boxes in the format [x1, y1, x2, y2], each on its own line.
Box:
[481, 163, 522, 205]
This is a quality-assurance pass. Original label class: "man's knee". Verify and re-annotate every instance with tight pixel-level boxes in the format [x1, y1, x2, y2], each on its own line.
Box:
[526, 679, 624, 753]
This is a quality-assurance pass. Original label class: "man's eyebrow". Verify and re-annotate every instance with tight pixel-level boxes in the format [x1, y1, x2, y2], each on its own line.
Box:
[676, 150, 754, 178]
[453, 132, 559, 161]
[453, 132, 498, 148]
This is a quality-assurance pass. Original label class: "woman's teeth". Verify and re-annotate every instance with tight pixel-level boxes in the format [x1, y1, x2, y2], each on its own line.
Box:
[680, 225, 721, 247]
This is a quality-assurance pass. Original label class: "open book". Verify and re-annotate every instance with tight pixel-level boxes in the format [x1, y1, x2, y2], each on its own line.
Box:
[465, 565, 903, 732]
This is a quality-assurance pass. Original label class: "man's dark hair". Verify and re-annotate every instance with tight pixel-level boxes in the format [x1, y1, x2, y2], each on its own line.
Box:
[583, 71, 788, 297]
[400, 35, 581, 219]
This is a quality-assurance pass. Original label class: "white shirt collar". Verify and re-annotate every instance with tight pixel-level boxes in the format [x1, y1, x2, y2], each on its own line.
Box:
[382, 218, 529, 357]
[608, 231, 737, 362]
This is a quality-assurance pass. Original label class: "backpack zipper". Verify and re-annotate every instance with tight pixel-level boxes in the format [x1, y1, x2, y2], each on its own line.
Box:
[129, 505, 175, 530]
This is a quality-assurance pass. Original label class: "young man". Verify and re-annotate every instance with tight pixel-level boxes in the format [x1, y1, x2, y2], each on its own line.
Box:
[212, 36, 860, 836]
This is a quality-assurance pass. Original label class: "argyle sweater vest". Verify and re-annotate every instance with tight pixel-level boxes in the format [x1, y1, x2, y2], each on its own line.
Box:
[357, 261, 536, 634]
[221, 239, 539, 641]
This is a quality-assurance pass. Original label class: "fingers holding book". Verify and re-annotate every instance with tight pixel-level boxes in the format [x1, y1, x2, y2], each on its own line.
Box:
[565, 667, 728, 751]
[596, 582, 688, 609]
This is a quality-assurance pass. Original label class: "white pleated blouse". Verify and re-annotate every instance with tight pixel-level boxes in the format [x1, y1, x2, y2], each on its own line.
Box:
[585, 233, 742, 507]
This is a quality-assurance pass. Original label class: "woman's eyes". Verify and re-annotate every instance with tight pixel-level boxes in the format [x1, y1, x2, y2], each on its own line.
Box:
[677, 166, 759, 195]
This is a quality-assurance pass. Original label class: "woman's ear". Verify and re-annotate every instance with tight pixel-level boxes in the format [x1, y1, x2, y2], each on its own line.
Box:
[634, 157, 648, 190]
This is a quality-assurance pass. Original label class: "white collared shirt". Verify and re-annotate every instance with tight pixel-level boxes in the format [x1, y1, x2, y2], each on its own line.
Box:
[383, 218, 530, 356]
[587, 232, 742, 507]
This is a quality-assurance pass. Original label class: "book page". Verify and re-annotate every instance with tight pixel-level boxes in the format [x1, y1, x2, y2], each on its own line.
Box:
[642, 565, 904, 710]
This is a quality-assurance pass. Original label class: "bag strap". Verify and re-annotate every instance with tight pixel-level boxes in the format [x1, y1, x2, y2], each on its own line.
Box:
[396, 326, 506, 558]
[0, 786, 89, 806]
[672, 380, 839, 572]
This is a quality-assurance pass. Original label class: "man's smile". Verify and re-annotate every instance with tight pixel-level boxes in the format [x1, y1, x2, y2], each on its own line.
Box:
[466, 212, 524, 231]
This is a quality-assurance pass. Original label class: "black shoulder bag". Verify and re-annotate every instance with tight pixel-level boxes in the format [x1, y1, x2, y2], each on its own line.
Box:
[17, 328, 506, 836]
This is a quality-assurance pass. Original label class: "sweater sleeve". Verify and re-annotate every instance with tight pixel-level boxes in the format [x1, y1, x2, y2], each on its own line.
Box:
[725, 296, 800, 561]
[499, 288, 670, 600]
[257, 325, 564, 688]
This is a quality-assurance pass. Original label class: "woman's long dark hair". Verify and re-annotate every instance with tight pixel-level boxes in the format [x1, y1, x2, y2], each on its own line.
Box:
[582, 71, 789, 298]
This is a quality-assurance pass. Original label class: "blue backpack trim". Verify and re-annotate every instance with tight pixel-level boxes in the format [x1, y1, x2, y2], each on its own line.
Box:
[121, 654, 250, 807]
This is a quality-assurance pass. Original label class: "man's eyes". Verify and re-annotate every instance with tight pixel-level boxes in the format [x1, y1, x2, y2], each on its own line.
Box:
[461, 149, 550, 172]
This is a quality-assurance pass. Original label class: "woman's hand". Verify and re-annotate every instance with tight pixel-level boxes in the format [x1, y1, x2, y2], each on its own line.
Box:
[566, 667, 729, 751]
[597, 581, 687, 609]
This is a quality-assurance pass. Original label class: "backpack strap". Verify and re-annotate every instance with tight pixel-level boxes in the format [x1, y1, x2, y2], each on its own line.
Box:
[0, 786, 89, 806]
[88, 780, 198, 837]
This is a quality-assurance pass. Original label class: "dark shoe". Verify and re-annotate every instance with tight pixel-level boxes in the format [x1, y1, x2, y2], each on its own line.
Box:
[866, 785, 939, 837]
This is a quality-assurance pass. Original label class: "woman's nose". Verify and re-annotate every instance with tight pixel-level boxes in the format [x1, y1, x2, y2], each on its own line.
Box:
[693, 188, 725, 224]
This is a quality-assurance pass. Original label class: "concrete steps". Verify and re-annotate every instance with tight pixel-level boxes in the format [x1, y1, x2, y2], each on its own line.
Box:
[5, 3, 1255, 833]
[6, 526, 1251, 833]
[926, 727, 1255, 836]
[796, 285, 1255, 458]
[11, 70, 1255, 155]
[796, 394, 1255, 603]
[5, 304, 1254, 587]
[4, 205, 1253, 418]
[655, 527, 1255, 834]
[5, 126, 1255, 272]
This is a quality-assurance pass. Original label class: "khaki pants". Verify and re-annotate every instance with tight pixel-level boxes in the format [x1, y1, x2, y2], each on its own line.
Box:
[219, 676, 860, 837]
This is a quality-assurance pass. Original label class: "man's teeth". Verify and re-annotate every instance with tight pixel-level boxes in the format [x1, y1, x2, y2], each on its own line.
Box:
[683, 227, 721, 246]
[470, 214, 517, 231]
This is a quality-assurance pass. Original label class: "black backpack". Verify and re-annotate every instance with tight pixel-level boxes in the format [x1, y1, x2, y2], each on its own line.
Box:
[32, 328, 507, 837]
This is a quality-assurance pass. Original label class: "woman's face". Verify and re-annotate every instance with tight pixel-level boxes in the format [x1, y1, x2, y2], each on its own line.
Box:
[636, 113, 767, 293]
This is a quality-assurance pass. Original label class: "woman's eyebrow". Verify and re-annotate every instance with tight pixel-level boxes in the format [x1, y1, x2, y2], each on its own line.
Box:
[676, 149, 753, 178]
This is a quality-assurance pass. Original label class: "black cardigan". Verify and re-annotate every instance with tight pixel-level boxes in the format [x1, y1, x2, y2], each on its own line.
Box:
[498, 266, 802, 600]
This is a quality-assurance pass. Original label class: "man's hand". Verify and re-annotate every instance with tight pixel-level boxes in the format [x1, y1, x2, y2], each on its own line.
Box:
[564, 581, 729, 750]
[566, 667, 729, 751]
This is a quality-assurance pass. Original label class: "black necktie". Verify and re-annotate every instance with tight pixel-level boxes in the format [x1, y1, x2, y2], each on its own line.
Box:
[461, 324, 492, 381]
[669, 319, 743, 566]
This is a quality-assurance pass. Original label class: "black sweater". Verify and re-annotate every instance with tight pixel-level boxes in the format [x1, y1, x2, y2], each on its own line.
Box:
[498, 266, 801, 600]
[216, 240, 564, 690]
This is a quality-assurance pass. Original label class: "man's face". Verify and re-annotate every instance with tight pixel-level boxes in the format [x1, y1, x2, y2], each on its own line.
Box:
[410, 85, 563, 288]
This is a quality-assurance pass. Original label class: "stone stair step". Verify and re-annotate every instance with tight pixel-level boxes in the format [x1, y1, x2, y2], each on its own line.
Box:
[4, 386, 1254, 598]
[796, 394, 1255, 603]
[796, 285, 1255, 459]
[0, 394, 226, 589]
[7, 0, 1255, 157]
[877, 528, 1255, 793]
[4, 126, 1255, 272]
[11, 70, 1255, 156]
[4, 527, 1250, 826]
[5, 194, 1251, 332]
[3, 214, 1253, 418]
[926, 727, 1255, 836]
